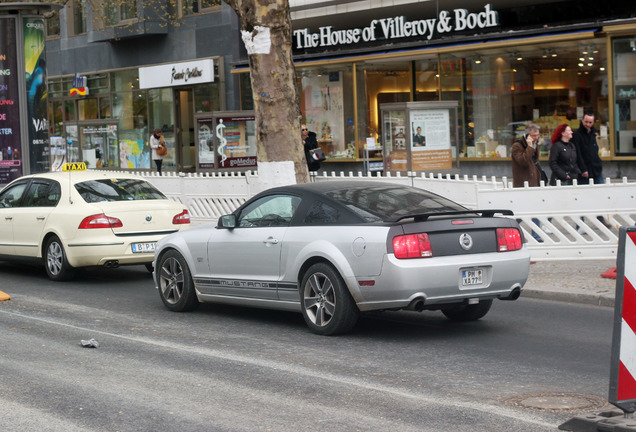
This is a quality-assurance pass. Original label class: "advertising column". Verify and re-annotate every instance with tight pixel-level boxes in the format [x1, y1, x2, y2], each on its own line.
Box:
[23, 17, 49, 174]
[0, 17, 23, 183]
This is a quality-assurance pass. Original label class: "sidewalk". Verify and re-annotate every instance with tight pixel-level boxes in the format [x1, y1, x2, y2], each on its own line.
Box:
[521, 259, 618, 307]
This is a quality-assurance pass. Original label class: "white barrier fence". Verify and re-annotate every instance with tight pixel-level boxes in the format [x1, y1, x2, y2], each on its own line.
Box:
[138, 170, 636, 262]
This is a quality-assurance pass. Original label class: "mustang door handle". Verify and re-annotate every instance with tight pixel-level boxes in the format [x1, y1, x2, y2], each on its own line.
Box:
[263, 237, 279, 245]
[4, 216, 12, 220]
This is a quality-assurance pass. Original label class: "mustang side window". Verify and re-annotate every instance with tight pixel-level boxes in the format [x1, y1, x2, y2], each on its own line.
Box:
[238, 194, 301, 227]
[304, 201, 340, 225]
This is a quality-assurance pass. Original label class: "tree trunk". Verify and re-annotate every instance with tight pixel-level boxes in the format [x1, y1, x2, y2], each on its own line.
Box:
[224, 0, 309, 185]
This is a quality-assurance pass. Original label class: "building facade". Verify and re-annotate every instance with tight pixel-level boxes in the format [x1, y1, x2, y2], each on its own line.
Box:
[43, 0, 636, 178]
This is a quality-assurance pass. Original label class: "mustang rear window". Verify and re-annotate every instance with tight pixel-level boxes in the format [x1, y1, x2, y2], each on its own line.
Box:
[75, 179, 167, 203]
[326, 186, 465, 222]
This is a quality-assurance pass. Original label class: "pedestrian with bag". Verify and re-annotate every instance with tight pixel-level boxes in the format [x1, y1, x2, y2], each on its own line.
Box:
[549, 124, 580, 186]
[302, 124, 322, 172]
[150, 128, 167, 175]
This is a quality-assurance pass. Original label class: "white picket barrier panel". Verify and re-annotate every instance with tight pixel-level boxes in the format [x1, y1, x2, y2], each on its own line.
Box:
[135, 170, 636, 261]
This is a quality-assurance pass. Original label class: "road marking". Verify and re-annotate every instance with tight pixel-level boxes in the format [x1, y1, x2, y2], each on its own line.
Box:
[0, 307, 556, 428]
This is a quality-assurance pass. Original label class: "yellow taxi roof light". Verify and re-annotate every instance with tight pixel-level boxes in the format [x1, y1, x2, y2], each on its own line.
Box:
[62, 162, 87, 172]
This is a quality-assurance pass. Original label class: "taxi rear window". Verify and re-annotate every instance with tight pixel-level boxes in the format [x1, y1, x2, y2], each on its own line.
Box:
[75, 179, 167, 203]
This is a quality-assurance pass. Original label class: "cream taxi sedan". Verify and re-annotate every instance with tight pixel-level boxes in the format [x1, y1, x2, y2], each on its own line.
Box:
[0, 164, 190, 280]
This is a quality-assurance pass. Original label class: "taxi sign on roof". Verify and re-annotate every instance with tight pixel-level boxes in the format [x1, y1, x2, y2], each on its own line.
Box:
[62, 162, 87, 172]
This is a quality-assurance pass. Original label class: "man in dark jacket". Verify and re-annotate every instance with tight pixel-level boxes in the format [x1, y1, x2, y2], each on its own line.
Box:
[573, 113, 611, 227]
[573, 113, 603, 185]
[302, 124, 321, 172]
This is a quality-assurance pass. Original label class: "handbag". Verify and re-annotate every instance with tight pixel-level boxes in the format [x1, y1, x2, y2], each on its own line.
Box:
[157, 141, 167, 156]
[309, 147, 326, 162]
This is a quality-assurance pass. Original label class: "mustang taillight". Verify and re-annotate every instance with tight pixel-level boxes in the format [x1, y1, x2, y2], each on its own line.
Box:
[497, 228, 522, 252]
[78, 213, 123, 229]
[393, 233, 433, 259]
[173, 209, 191, 225]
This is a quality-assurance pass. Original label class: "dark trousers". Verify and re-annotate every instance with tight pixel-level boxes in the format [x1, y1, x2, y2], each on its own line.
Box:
[154, 159, 163, 175]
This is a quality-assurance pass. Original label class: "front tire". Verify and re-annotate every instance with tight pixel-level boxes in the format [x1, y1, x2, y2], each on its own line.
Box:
[300, 263, 359, 335]
[44, 236, 76, 281]
[441, 299, 493, 321]
[157, 250, 199, 312]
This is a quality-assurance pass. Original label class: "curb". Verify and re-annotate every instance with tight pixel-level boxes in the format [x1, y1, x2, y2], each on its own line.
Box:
[521, 289, 614, 308]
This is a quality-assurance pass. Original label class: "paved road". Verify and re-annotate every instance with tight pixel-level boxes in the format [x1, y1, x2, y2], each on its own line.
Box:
[0, 262, 615, 431]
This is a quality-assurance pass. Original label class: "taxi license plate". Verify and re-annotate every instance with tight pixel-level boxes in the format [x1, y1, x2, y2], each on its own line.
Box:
[132, 242, 156, 253]
[461, 268, 483, 286]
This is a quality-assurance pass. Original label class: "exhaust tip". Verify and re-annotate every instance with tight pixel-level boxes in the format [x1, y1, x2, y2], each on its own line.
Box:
[104, 260, 120, 269]
[407, 297, 426, 312]
[500, 287, 521, 301]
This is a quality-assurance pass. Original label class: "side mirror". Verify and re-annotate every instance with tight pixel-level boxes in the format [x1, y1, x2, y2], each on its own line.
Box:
[218, 214, 237, 229]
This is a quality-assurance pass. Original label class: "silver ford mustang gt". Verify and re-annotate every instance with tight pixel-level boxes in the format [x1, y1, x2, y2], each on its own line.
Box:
[154, 181, 530, 335]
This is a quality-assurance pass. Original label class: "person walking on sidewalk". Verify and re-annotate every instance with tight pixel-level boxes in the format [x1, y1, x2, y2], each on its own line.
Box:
[549, 124, 580, 186]
[573, 113, 612, 228]
[511, 123, 545, 242]
[574, 113, 604, 185]
[511, 123, 542, 188]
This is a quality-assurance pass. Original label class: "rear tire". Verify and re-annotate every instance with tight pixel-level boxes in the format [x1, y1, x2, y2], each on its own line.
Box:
[157, 250, 199, 312]
[44, 236, 76, 281]
[442, 299, 493, 321]
[300, 263, 359, 335]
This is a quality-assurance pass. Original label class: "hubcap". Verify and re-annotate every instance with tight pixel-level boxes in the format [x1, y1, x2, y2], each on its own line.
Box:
[303, 272, 336, 327]
[47, 242, 63, 275]
[161, 257, 184, 304]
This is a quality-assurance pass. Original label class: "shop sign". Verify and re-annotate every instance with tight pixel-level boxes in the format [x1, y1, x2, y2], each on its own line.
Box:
[139, 59, 214, 89]
[293, 4, 499, 49]
[70, 73, 89, 96]
[0, 17, 23, 183]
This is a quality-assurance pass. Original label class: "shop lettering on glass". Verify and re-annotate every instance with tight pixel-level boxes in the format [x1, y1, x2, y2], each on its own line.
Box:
[294, 4, 499, 49]
[171, 66, 203, 84]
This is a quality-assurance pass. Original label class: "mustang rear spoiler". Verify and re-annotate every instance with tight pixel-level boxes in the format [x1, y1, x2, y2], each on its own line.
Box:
[392, 209, 514, 222]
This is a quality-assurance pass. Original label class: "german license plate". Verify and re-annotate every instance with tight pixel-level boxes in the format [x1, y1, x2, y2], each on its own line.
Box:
[461, 268, 483, 286]
[132, 242, 156, 253]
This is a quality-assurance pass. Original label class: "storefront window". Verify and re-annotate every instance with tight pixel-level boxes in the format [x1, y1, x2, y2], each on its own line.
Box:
[111, 69, 139, 92]
[78, 98, 99, 120]
[239, 72, 254, 110]
[414, 58, 439, 102]
[299, 65, 354, 159]
[193, 83, 221, 113]
[613, 36, 636, 156]
[356, 61, 412, 154]
[148, 88, 175, 170]
[112, 91, 149, 169]
[100, 96, 111, 118]
[87, 74, 110, 95]
[65, 100, 76, 121]
[440, 39, 607, 159]
[50, 101, 64, 136]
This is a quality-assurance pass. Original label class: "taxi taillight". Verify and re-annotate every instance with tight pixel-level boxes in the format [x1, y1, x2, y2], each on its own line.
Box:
[393, 233, 433, 259]
[173, 210, 191, 225]
[78, 213, 123, 229]
[497, 228, 522, 252]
